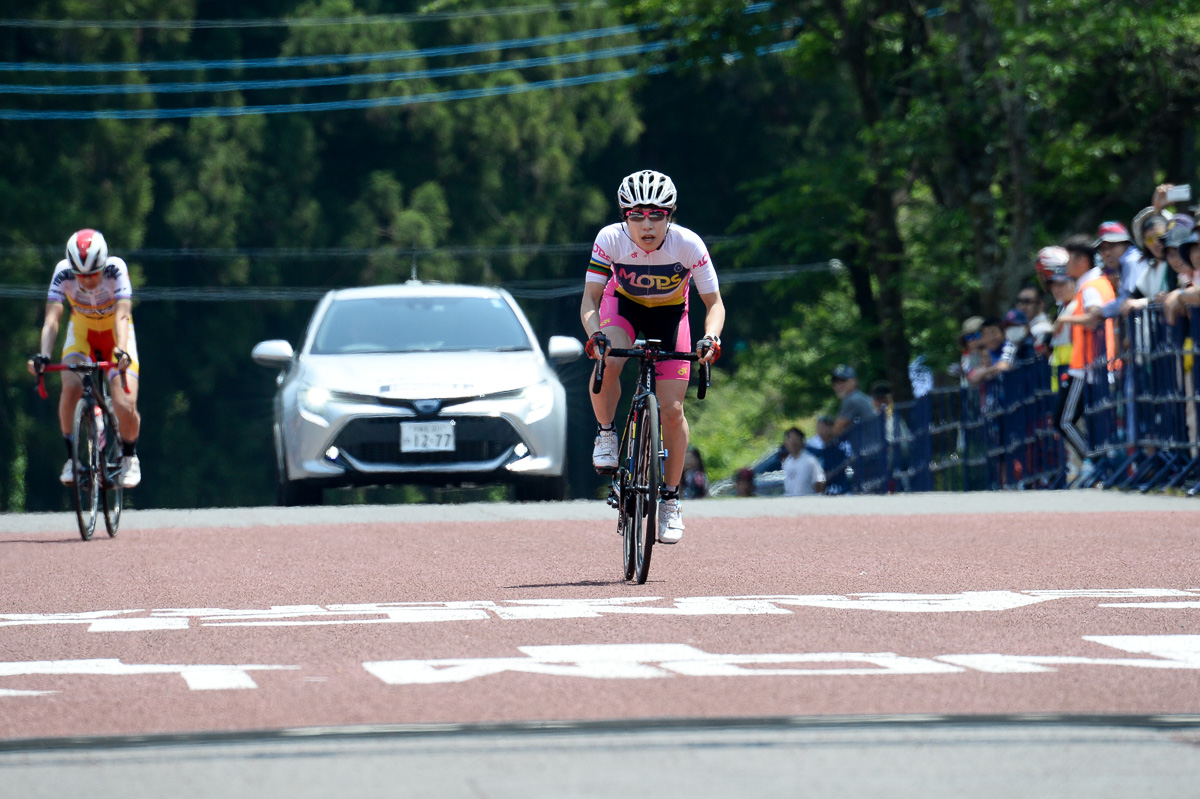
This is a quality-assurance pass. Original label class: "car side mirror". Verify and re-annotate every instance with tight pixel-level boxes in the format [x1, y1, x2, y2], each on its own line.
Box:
[548, 335, 585, 364]
[252, 339, 295, 368]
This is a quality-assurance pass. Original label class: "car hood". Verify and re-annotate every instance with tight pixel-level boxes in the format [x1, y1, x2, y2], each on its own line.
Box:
[298, 350, 550, 400]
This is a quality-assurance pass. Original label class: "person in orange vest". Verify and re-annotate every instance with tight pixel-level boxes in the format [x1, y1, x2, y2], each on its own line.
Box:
[1050, 234, 1117, 484]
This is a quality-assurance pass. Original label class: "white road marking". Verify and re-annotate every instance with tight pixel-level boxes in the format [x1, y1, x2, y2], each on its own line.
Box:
[1, 589, 1195, 632]
[0, 659, 298, 691]
[364, 636, 1200, 685]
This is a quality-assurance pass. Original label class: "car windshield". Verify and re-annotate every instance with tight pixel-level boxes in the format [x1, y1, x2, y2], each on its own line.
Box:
[310, 295, 532, 355]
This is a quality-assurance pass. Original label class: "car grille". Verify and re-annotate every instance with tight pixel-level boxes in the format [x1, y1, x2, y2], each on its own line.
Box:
[332, 416, 522, 467]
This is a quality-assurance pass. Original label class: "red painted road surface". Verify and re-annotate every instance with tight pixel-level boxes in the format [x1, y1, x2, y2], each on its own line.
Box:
[2, 494, 1199, 742]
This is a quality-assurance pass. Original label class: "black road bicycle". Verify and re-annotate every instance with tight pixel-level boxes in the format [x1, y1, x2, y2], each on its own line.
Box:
[38, 361, 129, 541]
[592, 339, 709, 584]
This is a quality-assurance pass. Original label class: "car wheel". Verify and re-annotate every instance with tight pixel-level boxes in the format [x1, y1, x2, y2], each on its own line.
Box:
[513, 474, 567, 503]
[275, 450, 322, 506]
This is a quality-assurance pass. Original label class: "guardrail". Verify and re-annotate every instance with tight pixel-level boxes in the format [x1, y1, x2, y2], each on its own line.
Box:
[827, 305, 1200, 495]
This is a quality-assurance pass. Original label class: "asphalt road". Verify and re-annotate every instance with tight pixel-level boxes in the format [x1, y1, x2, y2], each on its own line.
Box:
[2, 491, 1199, 798]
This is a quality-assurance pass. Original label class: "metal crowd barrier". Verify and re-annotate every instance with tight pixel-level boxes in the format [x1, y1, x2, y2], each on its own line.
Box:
[826, 305, 1200, 495]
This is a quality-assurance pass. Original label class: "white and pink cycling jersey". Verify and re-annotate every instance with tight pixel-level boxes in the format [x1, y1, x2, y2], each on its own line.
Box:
[47, 257, 133, 328]
[585, 223, 719, 308]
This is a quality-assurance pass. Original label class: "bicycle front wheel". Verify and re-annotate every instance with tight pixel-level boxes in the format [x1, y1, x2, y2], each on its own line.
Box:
[100, 398, 122, 537]
[632, 397, 660, 585]
[70, 399, 100, 541]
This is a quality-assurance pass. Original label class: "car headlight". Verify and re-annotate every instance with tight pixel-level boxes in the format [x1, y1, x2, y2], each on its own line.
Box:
[302, 385, 331, 413]
[524, 380, 556, 424]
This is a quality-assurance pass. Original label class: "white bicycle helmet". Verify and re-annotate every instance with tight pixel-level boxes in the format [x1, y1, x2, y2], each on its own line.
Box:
[65, 229, 108, 275]
[617, 170, 677, 210]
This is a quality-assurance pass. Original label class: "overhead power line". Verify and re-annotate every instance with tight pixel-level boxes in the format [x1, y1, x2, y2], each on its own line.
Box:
[0, 67, 639, 120]
[0, 23, 644, 73]
[0, 3, 605, 30]
[0, 41, 670, 96]
[0, 40, 797, 120]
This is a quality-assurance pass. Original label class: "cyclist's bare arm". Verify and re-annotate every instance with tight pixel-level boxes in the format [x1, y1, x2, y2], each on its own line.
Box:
[113, 298, 133, 357]
[580, 281, 606, 343]
[27, 301, 64, 375]
[696, 289, 725, 365]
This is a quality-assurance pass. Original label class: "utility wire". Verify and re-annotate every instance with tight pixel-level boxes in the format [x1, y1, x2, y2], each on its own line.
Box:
[0, 67, 641, 120]
[0, 41, 669, 96]
[0, 23, 645, 73]
[0, 40, 796, 120]
[0, 3, 605, 30]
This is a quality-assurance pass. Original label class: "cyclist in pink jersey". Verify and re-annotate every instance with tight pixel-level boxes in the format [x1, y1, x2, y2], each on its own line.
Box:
[26, 229, 142, 488]
[580, 170, 725, 544]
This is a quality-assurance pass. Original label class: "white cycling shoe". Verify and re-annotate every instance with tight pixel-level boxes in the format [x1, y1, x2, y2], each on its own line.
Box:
[59, 459, 75, 486]
[592, 429, 618, 473]
[119, 455, 142, 488]
[657, 498, 684, 544]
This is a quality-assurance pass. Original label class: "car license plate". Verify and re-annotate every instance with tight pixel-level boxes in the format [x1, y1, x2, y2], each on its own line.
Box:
[401, 421, 455, 453]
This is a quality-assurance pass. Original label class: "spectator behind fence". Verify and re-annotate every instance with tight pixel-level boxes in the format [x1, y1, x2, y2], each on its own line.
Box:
[1003, 309, 1037, 361]
[782, 427, 826, 496]
[1052, 234, 1116, 483]
[1161, 216, 1198, 324]
[681, 446, 708, 499]
[830, 364, 877, 438]
[1163, 215, 1195, 282]
[815, 414, 852, 494]
[734, 467, 756, 497]
[966, 316, 1016, 385]
[1015, 286, 1053, 345]
[1124, 207, 1174, 313]
[870, 380, 892, 414]
[957, 316, 986, 382]
[1035, 246, 1076, 391]
[1162, 229, 1200, 323]
[1093, 221, 1147, 320]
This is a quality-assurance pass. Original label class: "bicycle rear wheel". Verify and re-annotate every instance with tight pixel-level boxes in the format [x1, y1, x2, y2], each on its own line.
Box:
[632, 398, 660, 584]
[100, 399, 122, 537]
[70, 399, 99, 541]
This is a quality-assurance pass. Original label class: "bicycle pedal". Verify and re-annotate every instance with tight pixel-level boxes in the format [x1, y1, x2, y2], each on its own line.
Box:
[595, 465, 617, 476]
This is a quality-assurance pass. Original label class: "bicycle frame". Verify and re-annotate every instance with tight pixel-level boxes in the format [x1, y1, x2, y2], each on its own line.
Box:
[591, 338, 710, 583]
[38, 360, 129, 540]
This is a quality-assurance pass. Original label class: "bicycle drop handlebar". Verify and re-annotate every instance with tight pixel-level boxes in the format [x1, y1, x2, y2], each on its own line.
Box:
[37, 361, 130, 400]
[590, 340, 711, 400]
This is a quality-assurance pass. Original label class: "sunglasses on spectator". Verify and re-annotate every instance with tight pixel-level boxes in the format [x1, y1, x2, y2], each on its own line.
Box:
[964, 332, 981, 343]
[625, 208, 671, 222]
[1016, 297, 1038, 305]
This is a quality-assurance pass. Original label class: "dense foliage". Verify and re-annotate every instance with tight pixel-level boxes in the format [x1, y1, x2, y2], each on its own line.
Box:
[2, 0, 1198, 509]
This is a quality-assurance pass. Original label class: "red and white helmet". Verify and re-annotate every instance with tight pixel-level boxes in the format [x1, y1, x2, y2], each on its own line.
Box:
[1034, 245, 1069, 283]
[617, 170, 677, 210]
[65, 229, 108, 275]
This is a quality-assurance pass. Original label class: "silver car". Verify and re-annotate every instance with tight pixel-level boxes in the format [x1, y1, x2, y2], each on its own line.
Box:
[251, 282, 583, 505]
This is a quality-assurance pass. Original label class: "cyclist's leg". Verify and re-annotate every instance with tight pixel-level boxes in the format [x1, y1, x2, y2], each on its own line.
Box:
[656, 379, 688, 486]
[590, 294, 633, 426]
[58, 316, 89, 436]
[101, 325, 141, 442]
